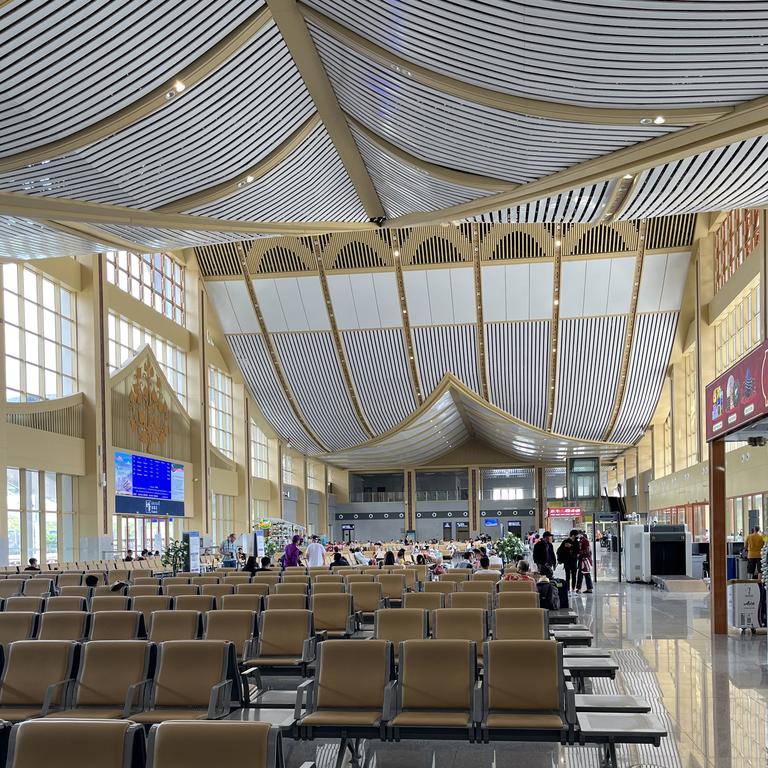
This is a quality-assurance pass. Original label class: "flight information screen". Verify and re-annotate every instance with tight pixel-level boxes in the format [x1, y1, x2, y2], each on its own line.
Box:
[115, 451, 184, 516]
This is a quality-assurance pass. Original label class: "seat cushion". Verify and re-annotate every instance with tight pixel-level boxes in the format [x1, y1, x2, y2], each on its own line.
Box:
[244, 656, 303, 666]
[390, 711, 471, 727]
[45, 708, 125, 719]
[301, 709, 382, 726]
[486, 713, 564, 729]
[0, 707, 44, 721]
[129, 709, 210, 723]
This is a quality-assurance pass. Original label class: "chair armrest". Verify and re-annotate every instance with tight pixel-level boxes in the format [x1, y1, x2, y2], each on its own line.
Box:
[122, 678, 153, 717]
[383, 597, 391, 608]
[302, 637, 317, 663]
[382, 680, 398, 721]
[42, 678, 75, 715]
[297, 763, 317, 768]
[207, 680, 232, 719]
[294, 678, 315, 721]
[345, 614, 356, 636]
[564, 682, 576, 724]
[244, 637, 258, 661]
[472, 679, 484, 723]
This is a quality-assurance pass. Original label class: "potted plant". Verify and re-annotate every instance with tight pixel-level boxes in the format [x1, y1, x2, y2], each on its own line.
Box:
[161, 539, 189, 575]
[494, 533, 525, 565]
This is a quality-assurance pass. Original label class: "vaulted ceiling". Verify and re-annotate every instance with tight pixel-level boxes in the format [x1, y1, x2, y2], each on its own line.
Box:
[1, 1, 768, 256]
[0, 1, 757, 463]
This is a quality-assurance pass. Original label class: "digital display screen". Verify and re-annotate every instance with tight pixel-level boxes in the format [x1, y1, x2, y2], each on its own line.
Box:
[115, 451, 184, 516]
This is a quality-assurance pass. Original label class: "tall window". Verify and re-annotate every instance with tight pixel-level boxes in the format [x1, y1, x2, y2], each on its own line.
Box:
[3, 264, 76, 402]
[684, 346, 698, 468]
[250, 421, 269, 479]
[250, 499, 268, 531]
[282, 453, 294, 485]
[6, 468, 74, 566]
[663, 415, 673, 477]
[714, 276, 761, 375]
[108, 312, 187, 406]
[106, 251, 185, 325]
[211, 494, 234, 546]
[714, 209, 760, 291]
[307, 461, 323, 490]
[208, 366, 233, 457]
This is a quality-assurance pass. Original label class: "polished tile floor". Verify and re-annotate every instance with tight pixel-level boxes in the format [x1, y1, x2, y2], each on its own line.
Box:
[270, 552, 768, 768]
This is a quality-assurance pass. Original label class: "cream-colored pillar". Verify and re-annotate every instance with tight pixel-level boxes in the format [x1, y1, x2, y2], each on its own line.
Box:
[696, 232, 716, 462]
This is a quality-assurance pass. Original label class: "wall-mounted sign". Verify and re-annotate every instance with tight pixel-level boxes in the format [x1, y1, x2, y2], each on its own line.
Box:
[547, 507, 582, 517]
[484, 518, 499, 526]
[706, 339, 768, 440]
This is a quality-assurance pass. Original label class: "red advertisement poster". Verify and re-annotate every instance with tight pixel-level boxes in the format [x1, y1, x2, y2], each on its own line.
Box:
[547, 507, 582, 517]
[705, 339, 768, 441]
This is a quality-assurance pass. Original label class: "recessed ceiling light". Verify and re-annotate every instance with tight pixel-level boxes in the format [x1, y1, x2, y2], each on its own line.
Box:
[639, 118, 653, 125]
[164, 90, 176, 100]
[623, 173, 633, 180]
[554, 299, 559, 306]
[555, 240, 561, 247]
[393, 249, 400, 257]
[653, 115, 665, 125]
[245, 175, 254, 183]
[174, 80, 186, 93]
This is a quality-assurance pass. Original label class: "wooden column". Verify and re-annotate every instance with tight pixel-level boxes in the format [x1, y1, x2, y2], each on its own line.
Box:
[709, 438, 727, 634]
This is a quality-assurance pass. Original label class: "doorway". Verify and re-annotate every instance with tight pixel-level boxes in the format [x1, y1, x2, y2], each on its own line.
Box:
[507, 520, 522, 539]
[442, 522, 452, 541]
[455, 522, 469, 541]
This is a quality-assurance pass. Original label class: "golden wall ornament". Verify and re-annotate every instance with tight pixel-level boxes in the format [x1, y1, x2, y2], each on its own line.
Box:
[128, 360, 170, 452]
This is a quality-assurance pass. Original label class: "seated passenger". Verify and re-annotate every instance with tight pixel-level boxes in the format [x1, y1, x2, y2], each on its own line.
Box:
[457, 552, 474, 569]
[536, 565, 560, 610]
[504, 560, 535, 581]
[329, 551, 350, 569]
[24, 558, 40, 571]
[474, 556, 501, 576]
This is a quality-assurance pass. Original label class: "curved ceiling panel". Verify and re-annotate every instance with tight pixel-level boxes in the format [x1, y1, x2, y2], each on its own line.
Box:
[323, 391, 469, 468]
[342, 329, 417, 434]
[412, 325, 480, 396]
[0, 217, 107, 259]
[351, 127, 492, 218]
[0, 0, 259, 156]
[188, 123, 366, 222]
[619, 136, 768, 219]
[0, 21, 314, 209]
[465, 183, 610, 224]
[552, 315, 627, 441]
[272, 332, 370, 450]
[485, 322, 550, 429]
[304, 0, 768, 108]
[227, 334, 323, 456]
[309, 23, 673, 184]
[609, 312, 678, 444]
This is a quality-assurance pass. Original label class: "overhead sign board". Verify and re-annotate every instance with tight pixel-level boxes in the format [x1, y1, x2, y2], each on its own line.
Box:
[547, 507, 582, 517]
[706, 339, 768, 441]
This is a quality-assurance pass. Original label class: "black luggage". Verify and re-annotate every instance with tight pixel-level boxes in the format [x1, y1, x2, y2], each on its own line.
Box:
[553, 578, 569, 609]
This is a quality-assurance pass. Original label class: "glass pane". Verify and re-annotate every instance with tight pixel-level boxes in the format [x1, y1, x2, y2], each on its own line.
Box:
[60, 290, 72, 319]
[7, 511, 21, 566]
[7, 468, 20, 511]
[5, 357, 20, 391]
[61, 512, 74, 562]
[26, 511, 41, 562]
[3, 264, 18, 293]
[24, 332, 39, 364]
[4, 291, 18, 325]
[22, 269, 37, 300]
[42, 279, 55, 308]
[25, 364, 40, 397]
[61, 475, 73, 513]
[45, 512, 57, 561]
[44, 370, 58, 399]
[44, 472, 57, 511]
[60, 319, 73, 347]
[24, 300, 38, 333]
[25, 470, 39, 510]
[43, 309, 56, 340]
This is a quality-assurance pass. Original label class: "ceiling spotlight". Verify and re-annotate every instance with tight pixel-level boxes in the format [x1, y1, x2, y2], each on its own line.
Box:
[653, 115, 666, 125]
[392, 249, 400, 257]
[164, 90, 176, 100]
[555, 239, 561, 247]
[639, 117, 653, 125]
[245, 175, 254, 183]
[554, 299, 559, 306]
[623, 173, 633, 180]
[173, 80, 186, 93]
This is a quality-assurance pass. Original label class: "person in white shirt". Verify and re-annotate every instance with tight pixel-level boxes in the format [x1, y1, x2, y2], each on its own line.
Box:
[488, 552, 504, 570]
[474, 556, 501, 576]
[353, 548, 370, 566]
[305, 535, 326, 568]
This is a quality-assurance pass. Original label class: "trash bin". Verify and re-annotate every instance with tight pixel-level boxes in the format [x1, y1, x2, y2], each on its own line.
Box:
[727, 579, 761, 630]
[727, 556, 740, 580]
[690, 554, 705, 579]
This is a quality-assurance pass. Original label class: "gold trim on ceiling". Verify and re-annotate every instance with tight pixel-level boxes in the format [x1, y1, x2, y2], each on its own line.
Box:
[300, 3, 728, 127]
[266, 0, 384, 219]
[0, 7, 274, 174]
[545, 227, 562, 433]
[471, 223, 490, 400]
[392, 230, 424, 405]
[310, 234, 376, 439]
[235, 242, 330, 451]
[601, 219, 648, 441]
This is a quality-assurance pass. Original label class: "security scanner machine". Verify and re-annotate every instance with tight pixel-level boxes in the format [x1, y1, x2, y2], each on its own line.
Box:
[623, 524, 693, 587]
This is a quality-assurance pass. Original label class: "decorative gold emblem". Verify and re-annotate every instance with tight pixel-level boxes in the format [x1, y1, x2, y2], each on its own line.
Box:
[128, 360, 169, 451]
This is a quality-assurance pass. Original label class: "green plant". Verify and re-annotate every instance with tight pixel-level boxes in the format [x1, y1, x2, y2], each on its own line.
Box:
[264, 538, 278, 559]
[494, 533, 525, 564]
[161, 539, 189, 574]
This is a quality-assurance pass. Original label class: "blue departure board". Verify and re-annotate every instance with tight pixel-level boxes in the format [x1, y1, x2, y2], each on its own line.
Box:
[115, 451, 184, 516]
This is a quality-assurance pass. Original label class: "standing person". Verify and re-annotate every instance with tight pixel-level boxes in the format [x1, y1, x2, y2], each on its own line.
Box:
[746, 527, 764, 579]
[576, 533, 594, 593]
[220, 533, 237, 561]
[306, 535, 326, 568]
[283, 535, 304, 568]
[532, 531, 556, 571]
[556, 530, 580, 591]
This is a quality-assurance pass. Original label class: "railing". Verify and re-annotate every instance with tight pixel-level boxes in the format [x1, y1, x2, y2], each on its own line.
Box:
[6, 393, 84, 438]
[714, 208, 760, 291]
[478, 489, 535, 501]
[350, 492, 404, 503]
[415, 490, 469, 502]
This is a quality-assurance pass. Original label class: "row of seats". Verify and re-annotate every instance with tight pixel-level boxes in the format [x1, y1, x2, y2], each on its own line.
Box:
[2, 719, 284, 768]
[292, 638, 571, 744]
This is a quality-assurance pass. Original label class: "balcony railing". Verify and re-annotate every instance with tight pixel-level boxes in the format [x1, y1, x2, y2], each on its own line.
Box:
[350, 492, 404, 503]
[415, 490, 469, 502]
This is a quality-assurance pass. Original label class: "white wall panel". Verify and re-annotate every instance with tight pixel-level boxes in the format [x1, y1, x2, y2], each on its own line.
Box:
[659, 251, 691, 311]
[560, 261, 587, 318]
[636, 253, 668, 313]
[403, 270, 431, 325]
[205, 282, 238, 334]
[583, 260, 612, 316]
[449, 268, 477, 324]
[528, 263, 554, 320]
[348, 274, 380, 328]
[296, 276, 330, 330]
[372, 273, 402, 326]
[505, 264, 531, 321]
[252, 279, 288, 332]
[226, 282, 260, 333]
[274, 279, 307, 331]
[327, 275, 358, 329]
[606, 257, 636, 314]
[481, 265, 507, 322]
[425, 270, 454, 325]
